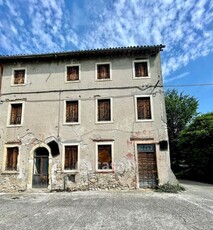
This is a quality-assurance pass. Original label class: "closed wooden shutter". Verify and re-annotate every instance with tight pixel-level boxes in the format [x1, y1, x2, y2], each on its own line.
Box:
[64, 146, 78, 170]
[135, 62, 148, 77]
[14, 70, 25, 84]
[6, 147, 19, 170]
[97, 64, 110, 79]
[137, 97, 151, 119]
[67, 66, 79, 81]
[98, 145, 112, 169]
[10, 104, 22, 124]
[66, 101, 78, 122]
[98, 99, 111, 121]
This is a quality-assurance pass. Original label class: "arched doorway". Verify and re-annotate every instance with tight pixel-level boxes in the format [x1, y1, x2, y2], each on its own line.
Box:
[32, 147, 49, 188]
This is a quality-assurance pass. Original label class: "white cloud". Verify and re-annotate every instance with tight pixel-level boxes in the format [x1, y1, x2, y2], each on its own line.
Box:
[164, 72, 190, 83]
[5, 0, 19, 17]
[0, 0, 212, 79]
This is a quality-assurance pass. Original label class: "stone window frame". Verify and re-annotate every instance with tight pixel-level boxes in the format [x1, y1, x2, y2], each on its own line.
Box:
[11, 68, 27, 86]
[62, 143, 80, 173]
[7, 101, 25, 127]
[65, 64, 81, 83]
[2, 144, 20, 173]
[132, 60, 150, 79]
[95, 62, 112, 81]
[64, 99, 81, 125]
[134, 95, 154, 122]
[96, 98, 113, 124]
[95, 142, 114, 172]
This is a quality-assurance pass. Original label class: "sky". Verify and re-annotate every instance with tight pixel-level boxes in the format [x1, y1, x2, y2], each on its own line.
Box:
[0, 0, 212, 114]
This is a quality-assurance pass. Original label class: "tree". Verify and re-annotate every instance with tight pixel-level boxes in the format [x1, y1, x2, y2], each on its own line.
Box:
[178, 113, 213, 183]
[164, 89, 198, 172]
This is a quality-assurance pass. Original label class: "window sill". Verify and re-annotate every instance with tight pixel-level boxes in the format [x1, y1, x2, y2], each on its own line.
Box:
[63, 170, 78, 174]
[11, 84, 26, 87]
[136, 119, 154, 122]
[7, 124, 23, 128]
[96, 121, 114, 124]
[133, 76, 150, 79]
[1, 171, 19, 175]
[65, 80, 80, 83]
[63, 122, 80, 126]
[95, 79, 112, 82]
[95, 170, 114, 173]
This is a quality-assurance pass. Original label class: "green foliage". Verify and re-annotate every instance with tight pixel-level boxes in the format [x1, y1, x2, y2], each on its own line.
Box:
[178, 113, 213, 183]
[156, 183, 185, 193]
[165, 89, 198, 171]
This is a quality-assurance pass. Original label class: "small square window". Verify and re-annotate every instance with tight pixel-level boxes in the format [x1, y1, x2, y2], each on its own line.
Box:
[14, 69, 25, 84]
[97, 63, 111, 80]
[65, 101, 79, 123]
[6, 147, 19, 171]
[97, 99, 111, 122]
[66, 66, 79, 81]
[10, 103, 23, 125]
[136, 97, 152, 120]
[97, 144, 112, 170]
[133, 61, 149, 78]
[64, 145, 78, 170]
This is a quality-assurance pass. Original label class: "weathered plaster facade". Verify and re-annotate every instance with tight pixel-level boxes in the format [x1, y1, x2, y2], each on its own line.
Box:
[0, 45, 177, 192]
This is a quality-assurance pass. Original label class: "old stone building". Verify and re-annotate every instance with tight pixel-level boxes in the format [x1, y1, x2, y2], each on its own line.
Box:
[0, 45, 177, 192]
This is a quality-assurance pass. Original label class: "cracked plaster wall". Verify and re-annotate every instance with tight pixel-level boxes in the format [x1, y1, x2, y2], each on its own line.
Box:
[0, 54, 177, 192]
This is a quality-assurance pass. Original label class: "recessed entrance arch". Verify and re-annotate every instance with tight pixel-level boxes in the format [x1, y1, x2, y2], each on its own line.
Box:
[28, 143, 52, 190]
[32, 147, 49, 188]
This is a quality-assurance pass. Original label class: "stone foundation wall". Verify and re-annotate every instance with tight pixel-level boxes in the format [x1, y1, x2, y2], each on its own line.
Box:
[0, 174, 27, 192]
[51, 170, 137, 192]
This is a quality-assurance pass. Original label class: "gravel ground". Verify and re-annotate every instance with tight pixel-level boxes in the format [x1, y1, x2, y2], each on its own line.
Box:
[0, 180, 212, 230]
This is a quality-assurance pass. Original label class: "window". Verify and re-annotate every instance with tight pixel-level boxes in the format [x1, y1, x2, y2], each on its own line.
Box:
[96, 63, 111, 80]
[64, 145, 78, 171]
[133, 60, 149, 78]
[97, 99, 112, 122]
[13, 69, 25, 84]
[66, 65, 80, 81]
[136, 96, 152, 120]
[6, 147, 19, 171]
[97, 143, 113, 171]
[65, 100, 79, 123]
[9, 103, 23, 125]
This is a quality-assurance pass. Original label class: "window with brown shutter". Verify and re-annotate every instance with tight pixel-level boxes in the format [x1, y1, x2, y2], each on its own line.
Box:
[98, 99, 111, 122]
[66, 101, 78, 123]
[14, 69, 25, 84]
[10, 103, 22, 125]
[64, 146, 78, 170]
[134, 62, 148, 77]
[6, 147, 19, 171]
[137, 97, 151, 120]
[67, 66, 79, 81]
[98, 145, 112, 170]
[97, 64, 110, 79]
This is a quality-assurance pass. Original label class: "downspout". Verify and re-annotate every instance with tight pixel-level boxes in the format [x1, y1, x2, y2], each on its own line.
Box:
[0, 64, 3, 96]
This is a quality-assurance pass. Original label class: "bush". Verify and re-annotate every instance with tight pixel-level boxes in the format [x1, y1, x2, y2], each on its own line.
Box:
[156, 183, 185, 193]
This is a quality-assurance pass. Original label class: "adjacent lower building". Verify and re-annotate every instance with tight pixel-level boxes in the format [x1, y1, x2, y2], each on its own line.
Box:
[0, 45, 177, 192]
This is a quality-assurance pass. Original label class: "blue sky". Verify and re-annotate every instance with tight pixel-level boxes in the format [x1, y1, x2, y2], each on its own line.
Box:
[0, 0, 212, 113]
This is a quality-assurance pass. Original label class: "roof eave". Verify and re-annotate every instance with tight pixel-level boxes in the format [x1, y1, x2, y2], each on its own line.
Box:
[0, 45, 165, 62]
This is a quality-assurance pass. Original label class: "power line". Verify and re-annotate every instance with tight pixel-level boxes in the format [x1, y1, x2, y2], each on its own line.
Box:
[164, 83, 213, 87]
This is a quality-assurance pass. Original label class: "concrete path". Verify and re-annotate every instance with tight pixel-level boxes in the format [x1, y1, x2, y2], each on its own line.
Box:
[0, 180, 212, 230]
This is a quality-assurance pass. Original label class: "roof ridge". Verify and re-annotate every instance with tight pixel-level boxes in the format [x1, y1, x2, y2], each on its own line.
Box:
[0, 44, 165, 57]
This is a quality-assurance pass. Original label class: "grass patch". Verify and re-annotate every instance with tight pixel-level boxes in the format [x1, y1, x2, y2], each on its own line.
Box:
[156, 183, 185, 193]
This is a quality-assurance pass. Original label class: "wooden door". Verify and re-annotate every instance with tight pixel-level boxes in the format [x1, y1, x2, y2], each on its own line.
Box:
[137, 144, 158, 188]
